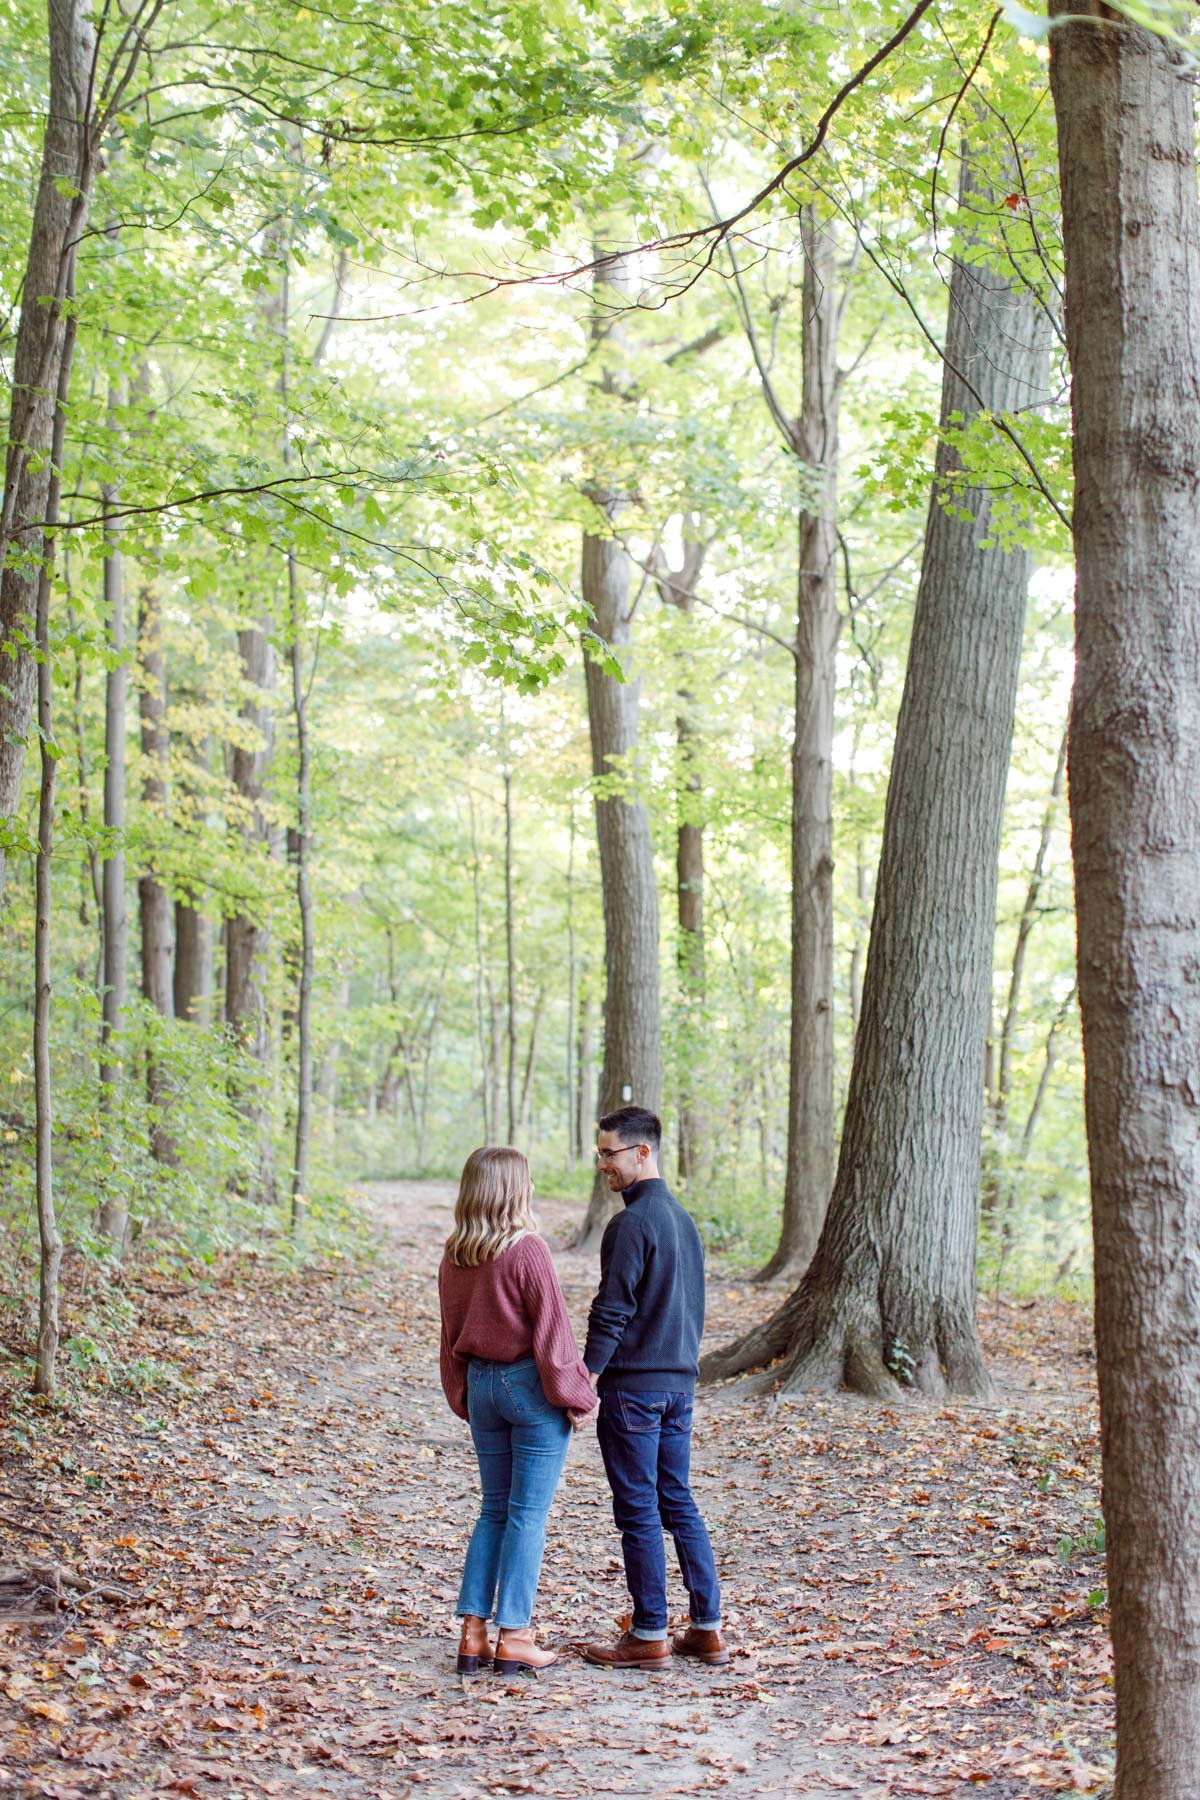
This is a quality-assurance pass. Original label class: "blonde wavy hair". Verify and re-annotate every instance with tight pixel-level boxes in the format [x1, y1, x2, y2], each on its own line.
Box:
[444, 1146, 538, 1267]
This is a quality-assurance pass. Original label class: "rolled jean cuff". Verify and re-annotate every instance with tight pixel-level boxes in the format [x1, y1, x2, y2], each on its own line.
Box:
[632, 1626, 668, 1641]
[692, 1618, 721, 1630]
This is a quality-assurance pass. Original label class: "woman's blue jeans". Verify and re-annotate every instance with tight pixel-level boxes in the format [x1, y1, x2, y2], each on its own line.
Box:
[456, 1355, 570, 1630]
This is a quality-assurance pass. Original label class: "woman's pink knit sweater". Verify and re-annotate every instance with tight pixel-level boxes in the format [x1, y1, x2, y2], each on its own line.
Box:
[438, 1234, 596, 1420]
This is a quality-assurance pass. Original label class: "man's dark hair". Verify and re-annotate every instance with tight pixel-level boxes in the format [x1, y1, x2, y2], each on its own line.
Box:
[598, 1105, 662, 1158]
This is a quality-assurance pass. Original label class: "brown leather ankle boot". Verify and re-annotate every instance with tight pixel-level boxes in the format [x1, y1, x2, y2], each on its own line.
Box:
[493, 1627, 557, 1675]
[456, 1614, 493, 1675]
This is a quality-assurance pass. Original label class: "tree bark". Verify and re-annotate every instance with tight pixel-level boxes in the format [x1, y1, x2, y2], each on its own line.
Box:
[137, 565, 176, 1165]
[174, 904, 211, 1022]
[0, 0, 95, 898]
[576, 974, 597, 1162]
[577, 244, 663, 1249]
[136, 574, 173, 1022]
[504, 767, 517, 1143]
[32, 270, 76, 1398]
[225, 624, 276, 1204]
[657, 531, 709, 1187]
[759, 209, 841, 1281]
[704, 141, 1049, 1394]
[98, 384, 128, 1244]
[565, 803, 579, 1162]
[1049, 8, 1200, 1792]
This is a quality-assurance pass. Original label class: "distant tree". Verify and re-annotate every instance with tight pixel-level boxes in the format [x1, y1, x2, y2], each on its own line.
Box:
[704, 139, 1050, 1394]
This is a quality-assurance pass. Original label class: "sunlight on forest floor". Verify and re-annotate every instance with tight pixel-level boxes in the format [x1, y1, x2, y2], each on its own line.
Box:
[0, 1183, 1112, 1797]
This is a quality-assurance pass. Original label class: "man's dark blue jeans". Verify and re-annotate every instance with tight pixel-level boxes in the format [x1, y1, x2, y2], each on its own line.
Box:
[597, 1388, 721, 1640]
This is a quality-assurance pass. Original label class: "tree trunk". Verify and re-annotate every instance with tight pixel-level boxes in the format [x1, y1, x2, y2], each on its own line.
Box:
[995, 727, 1068, 1133]
[468, 793, 490, 1140]
[174, 899, 212, 1023]
[1049, 9, 1200, 1791]
[504, 767, 517, 1142]
[225, 624, 276, 1204]
[32, 273, 76, 1398]
[703, 141, 1049, 1394]
[98, 386, 128, 1244]
[518, 986, 544, 1139]
[137, 566, 176, 1164]
[174, 731, 213, 1024]
[278, 258, 313, 1229]
[565, 803, 579, 1162]
[576, 245, 663, 1249]
[759, 208, 842, 1281]
[576, 975, 597, 1162]
[658, 532, 709, 1187]
[0, 0, 95, 898]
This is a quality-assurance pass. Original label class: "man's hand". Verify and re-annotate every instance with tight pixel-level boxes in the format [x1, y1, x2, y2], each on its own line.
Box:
[589, 1370, 600, 1389]
[567, 1404, 596, 1431]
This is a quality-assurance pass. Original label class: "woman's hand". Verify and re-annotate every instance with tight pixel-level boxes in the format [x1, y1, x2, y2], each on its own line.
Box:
[567, 1403, 597, 1431]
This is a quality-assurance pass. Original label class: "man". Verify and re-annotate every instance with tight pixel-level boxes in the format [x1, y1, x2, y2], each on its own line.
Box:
[577, 1105, 728, 1670]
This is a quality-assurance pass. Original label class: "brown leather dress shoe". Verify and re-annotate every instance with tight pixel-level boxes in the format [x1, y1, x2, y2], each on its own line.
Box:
[671, 1625, 730, 1666]
[456, 1614, 493, 1675]
[493, 1627, 557, 1676]
[582, 1630, 671, 1671]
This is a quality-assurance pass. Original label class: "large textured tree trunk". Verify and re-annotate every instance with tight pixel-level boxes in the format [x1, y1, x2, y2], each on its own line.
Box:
[0, 0, 95, 897]
[576, 245, 663, 1249]
[759, 209, 841, 1281]
[225, 625, 276, 1203]
[1049, 9, 1200, 1792]
[704, 143, 1049, 1394]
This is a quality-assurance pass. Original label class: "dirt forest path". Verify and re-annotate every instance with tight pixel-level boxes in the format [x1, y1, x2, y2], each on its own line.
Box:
[2, 1181, 1112, 1797]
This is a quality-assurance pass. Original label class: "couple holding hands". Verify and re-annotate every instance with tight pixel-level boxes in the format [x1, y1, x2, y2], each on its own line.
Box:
[437, 1105, 727, 1676]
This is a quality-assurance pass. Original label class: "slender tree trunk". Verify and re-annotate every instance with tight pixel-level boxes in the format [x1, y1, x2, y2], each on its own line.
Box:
[66, 606, 101, 933]
[487, 979, 502, 1143]
[565, 803, 579, 1162]
[760, 209, 841, 1281]
[1019, 984, 1075, 1163]
[0, 0, 95, 897]
[1049, 10, 1200, 1791]
[658, 532, 709, 1186]
[174, 733, 213, 1023]
[504, 767, 517, 1143]
[576, 976, 597, 1162]
[225, 624, 276, 1204]
[98, 385, 128, 1243]
[983, 727, 1067, 1218]
[995, 727, 1068, 1133]
[704, 141, 1049, 1393]
[468, 794, 490, 1141]
[137, 566, 176, 1163]
[32, 271, 76, 1398]
[577, 244, 663, 1248]
[849, 841, 869, 1035]
[519, 986, 544, 1138]
[277, 259, 314, 1228]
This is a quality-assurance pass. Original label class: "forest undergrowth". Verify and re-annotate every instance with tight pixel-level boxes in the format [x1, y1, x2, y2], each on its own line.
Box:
[1, 1183, 1112, 1799]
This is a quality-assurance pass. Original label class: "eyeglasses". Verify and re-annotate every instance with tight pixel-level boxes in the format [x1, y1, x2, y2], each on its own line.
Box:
[595, 1143, 646, 1163]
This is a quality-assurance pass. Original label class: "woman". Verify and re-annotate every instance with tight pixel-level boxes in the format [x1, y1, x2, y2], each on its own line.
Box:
[438, 1145, 596, 1675]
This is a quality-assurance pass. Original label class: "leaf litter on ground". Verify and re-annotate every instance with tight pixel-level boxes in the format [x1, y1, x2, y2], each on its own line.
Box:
[0, 1181, 1112, 1798]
